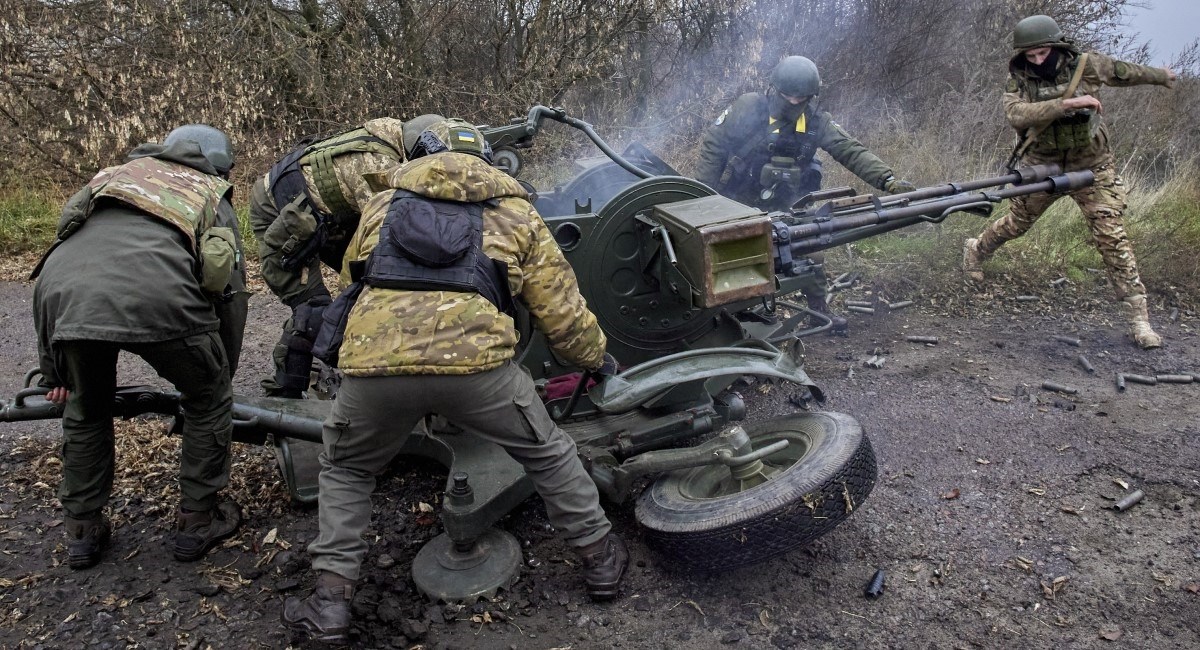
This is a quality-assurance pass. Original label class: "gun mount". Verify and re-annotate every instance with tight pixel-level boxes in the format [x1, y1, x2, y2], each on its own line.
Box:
[4, 106, 1094, 601]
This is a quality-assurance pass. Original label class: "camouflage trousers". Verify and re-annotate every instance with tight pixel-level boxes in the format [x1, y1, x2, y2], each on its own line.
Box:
[307, 362, 612, 581]
[976, 160, 1146, 300]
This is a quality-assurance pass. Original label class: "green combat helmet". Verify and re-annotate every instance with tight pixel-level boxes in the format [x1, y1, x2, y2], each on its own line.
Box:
[769, 56, 821, 98]
[411, 118, 493, 163]
[1012, 15, 1064, 50]
[402, 114, 447, 158]
[164, 124, 234, 176]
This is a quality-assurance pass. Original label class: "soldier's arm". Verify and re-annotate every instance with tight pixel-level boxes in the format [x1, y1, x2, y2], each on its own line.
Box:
[514, 202, 607, 370]
[695, 119, 732, 188]
[817, 114, 895, 190]
[1002, 78, 1071, 132]
[211, 197, 249, 377]
[249, 176, 330, 307]
[1087, 51, 1175, 89]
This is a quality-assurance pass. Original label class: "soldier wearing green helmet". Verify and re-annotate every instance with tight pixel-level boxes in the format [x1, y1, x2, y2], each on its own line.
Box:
[282, 118, 627, 644]
[248, 114, 445, 398]
[963, 15, 1178, 349]
[696, 55, 916, 332]
[31, 125, 249, 569]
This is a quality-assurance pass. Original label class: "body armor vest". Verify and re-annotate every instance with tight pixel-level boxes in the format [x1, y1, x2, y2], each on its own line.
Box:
[268, 126, 399, 221]
[1020, 57, 1098, 152]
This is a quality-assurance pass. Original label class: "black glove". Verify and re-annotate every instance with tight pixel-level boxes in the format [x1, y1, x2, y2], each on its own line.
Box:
[292, 295, 332, 343]
[596, 352, 620, 376]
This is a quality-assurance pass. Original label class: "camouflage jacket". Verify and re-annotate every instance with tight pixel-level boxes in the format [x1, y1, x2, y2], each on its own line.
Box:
[695, 92, 895, 198]
[1005, 46, 1174, 170]
[336, 153, 607, 376]
[250, 117, 409, 306]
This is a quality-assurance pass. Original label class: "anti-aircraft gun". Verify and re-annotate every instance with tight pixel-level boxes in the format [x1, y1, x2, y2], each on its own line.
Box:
[2, 106, 1093, 602]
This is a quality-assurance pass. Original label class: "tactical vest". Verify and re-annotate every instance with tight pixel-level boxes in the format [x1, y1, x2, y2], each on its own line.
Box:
[724, 96, 822, 206]
[1019, 56, 1098, 152]
[312, 191, 514, 367]
[268, 126, 401, 221]
[88, 157, 229, 250]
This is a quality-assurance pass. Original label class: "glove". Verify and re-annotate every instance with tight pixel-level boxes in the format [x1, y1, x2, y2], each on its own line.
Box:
[882, 176, 917, 194]
[292, 295, 332, 343]
[596, 353, 620, 376]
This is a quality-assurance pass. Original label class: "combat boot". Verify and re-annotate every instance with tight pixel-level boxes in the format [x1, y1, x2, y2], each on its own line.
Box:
[577, 533, 628, 601]
[806, 294, 848, 335]
[962, 237, 986, 282]
[282, 571, 354, 646]
[1122, 295, 1163, 349]
[65, 514, 111, 569]
[174, 501, 242, 562]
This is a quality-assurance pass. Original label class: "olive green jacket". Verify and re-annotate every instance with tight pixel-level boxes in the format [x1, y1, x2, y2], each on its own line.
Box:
[695, 92, 895, 195]
[34, 142, 248, 385]
[336, 153, 607, 376]
[1005, 46, 1174, 169]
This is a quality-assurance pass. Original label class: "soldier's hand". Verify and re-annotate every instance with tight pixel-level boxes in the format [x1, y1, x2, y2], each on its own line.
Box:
[46, 386, 69, 404]
[596, 353, 620, 376]
[1063, 95, 1102, 113]
[883, 177, 917, 194]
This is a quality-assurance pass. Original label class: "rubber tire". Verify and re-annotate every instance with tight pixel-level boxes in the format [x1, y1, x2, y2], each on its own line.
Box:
[635, 411, 876, 572]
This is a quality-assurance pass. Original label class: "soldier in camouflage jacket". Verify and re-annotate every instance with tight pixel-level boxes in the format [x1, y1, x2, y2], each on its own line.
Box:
[283, 120, 628, 645]
[964, 15, 1177, 348]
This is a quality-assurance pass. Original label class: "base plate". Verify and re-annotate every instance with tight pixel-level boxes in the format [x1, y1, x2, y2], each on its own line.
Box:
[412, 528, 522, 602]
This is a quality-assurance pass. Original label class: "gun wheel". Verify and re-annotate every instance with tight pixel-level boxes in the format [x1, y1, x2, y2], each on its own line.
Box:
[634, 412, 876, 571]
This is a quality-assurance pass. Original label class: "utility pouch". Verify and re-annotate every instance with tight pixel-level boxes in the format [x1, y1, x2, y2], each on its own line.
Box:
[198, 226, 237, 294]
[1046, 111, 1096, 151]
[312, 281, 366, 368]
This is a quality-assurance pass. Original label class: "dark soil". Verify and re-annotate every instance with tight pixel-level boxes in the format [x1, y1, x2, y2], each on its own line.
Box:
[1, 275, 1198, 650]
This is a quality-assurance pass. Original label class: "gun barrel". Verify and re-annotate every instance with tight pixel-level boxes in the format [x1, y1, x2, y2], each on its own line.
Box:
[883, 164, 1062, 202]
[787, 171, 1093, 256]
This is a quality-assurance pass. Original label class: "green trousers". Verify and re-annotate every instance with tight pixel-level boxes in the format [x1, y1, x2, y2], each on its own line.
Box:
[308, 361, 611, 580]
[55, 333, 233, 517]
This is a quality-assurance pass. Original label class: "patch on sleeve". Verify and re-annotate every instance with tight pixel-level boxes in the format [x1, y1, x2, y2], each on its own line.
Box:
[1006, 77, 1019, 93]
[714, 107, 730, 126]
[1113, 61, 1132, 80]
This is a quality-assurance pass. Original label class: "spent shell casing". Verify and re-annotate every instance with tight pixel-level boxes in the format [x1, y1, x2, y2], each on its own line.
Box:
[1112, 489, 1144, 512]
[1116, 373, 1127, 392]
[905, 335, 939, 344]
[1076, 354, 1095, 374]
[1051, 335, 1082, 347]
[1015, 295, 1039, 302]
[846, 306, 876, 314]
[1041, 381, 1078, 394]
[844, 300, 874, 308]
[863, 569, 886, 599]
[888, 300, 914, 310]
[1123, 373, 1157, 385]
[1156, 374, 1194, 384]
[1050, 277, 1069, 287]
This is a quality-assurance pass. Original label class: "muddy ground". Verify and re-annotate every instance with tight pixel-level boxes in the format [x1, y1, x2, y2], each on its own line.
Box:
[1, 269, 1198, 650]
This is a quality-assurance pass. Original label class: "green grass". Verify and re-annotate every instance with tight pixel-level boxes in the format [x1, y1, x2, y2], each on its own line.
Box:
[0, 187, 61, 256]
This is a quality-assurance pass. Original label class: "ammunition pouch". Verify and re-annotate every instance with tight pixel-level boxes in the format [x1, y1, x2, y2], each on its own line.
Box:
[1040, 110, 1097, 152]
[276, 295, 332, 395]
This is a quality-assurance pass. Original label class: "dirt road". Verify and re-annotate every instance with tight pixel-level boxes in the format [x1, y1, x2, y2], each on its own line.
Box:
[1, 277, 1197, 649]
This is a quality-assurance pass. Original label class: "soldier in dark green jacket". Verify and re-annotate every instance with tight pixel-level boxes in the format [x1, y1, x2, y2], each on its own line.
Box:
[32, 126, 247, 570]
[696, 56, 915, 330]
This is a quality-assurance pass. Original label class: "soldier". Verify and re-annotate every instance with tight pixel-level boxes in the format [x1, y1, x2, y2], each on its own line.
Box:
[249, 114, 445, 397]
[31, 125, 248, 568]
[282, 119, 627, 644]
[963, 15, 1176, 349]
[697, 55, 916, 331]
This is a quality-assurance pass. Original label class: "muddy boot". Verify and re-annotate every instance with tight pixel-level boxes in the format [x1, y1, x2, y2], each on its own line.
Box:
[1123, 295, 1163, 349]
[577, 533, 628, 601]
[962, 237, 986, 282]
[282, 571, 354, 646]
[806, 294, 848, 335]
[174, 501, 242, 562]
[65, 514, 111, 570]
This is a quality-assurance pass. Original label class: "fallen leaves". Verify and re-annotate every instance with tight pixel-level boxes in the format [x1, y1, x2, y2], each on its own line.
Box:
[941, 488, 960, 500]
[1041, 575, 1069, 600]
[1098, 624, 1122, 641]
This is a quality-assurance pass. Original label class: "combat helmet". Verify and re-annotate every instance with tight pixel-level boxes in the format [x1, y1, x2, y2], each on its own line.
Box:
[769, 56, 821, 98]
[164, 124, 234, 176]
[410, 118, 493, 163]
[402, 114, 446, 158]
[1012, 15, 1065, 50]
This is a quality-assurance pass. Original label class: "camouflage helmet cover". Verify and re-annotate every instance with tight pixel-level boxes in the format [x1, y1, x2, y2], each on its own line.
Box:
[164, 124, 234, 175]
[769, 56, 821, 97]
[1012, 15, 1065, 50]
[411, 118, 493, 163]
[402, 113, 447, 158]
